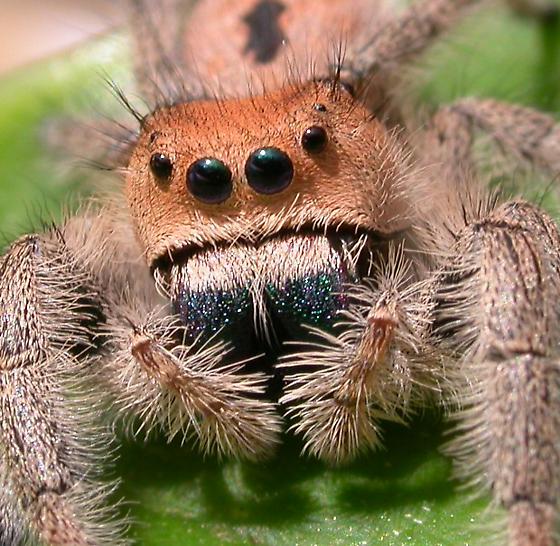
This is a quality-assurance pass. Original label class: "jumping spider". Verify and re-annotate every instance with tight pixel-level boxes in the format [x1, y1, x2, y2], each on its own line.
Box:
[2, 0, 560, 544]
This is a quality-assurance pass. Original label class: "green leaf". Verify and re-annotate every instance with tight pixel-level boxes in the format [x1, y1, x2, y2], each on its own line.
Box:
[116, 418, 487, 546]
[0, 5, 559, 545]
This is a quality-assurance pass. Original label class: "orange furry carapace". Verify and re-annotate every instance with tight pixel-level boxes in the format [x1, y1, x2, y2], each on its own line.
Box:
[126, 80, 409, 265]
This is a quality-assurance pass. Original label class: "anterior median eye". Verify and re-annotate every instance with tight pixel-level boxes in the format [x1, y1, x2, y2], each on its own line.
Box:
[245, 147, 294, 195]
[150, 153, 173, 180]
[301, 126, 328, 154]
[187, 157, 233, 204]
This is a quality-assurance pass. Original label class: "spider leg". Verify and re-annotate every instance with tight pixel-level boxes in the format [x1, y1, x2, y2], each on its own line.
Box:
[127, 0, 197, 105]
[98, 293, 283, 461]
[342, 0, 559, 91]
[421, 98, 560, 180]
[0, 457, 26, 545]
[342, 0, 481, 84]
[280, 247, 435, 464]
[57, 208, 282, 461]
[0, 234, 127, 546]
[508, 0, 560, 19]
[43, 116, 137, 173]
[433, 199, 560, 546]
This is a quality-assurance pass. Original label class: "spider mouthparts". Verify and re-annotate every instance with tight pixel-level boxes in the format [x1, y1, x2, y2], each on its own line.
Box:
[166, 232, 370, 359]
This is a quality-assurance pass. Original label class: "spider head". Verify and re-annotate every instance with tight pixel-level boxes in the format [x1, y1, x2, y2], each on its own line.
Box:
[126, 79, 410, 265]
[125, 79, 411, 359]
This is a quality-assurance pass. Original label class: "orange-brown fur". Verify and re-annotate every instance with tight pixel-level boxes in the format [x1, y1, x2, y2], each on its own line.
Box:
[127, 81, 410, 264]
[181, 0, 390, 95]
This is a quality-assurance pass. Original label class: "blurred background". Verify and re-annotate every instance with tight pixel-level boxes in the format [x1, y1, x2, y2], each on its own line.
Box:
[0, 0, 124, 75]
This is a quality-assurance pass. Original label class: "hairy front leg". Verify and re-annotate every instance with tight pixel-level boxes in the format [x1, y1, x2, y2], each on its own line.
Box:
[0, 234, 126, 546]
[96, 293, 283, 461]
[61, 209, 282, 462]
[280, 248, 436, 464]
[434, 199, 560, 545]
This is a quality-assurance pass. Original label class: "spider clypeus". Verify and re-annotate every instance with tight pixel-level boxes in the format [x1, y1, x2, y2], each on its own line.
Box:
[2, 0, 560, 545]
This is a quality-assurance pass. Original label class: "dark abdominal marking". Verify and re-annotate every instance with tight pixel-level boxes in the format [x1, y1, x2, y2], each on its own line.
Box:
[243, 0, 287, 63]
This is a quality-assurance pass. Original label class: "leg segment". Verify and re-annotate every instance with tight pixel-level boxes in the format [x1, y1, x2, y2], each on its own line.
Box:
[0, 234, 126, 546]
[508, 0, 560, 18]
[0, 457, 27, 545]
[433, 199, 560, 545]
[97, 295, 282, 461]
[280, 247, 435, 464]
[421, 98, 560, 179]
[59, 209, 282, 461]
[128, 0, 196, 105]
[342, 0, 481, 84]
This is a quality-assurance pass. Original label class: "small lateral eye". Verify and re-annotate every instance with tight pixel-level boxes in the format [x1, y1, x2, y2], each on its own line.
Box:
[150, 153, 173, 180]
[187, 157, 233, 204]
[301, 126, 328, 154]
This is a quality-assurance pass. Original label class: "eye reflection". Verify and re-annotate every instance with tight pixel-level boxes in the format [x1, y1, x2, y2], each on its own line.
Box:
[150, 153, 173, 180]
[301, 126, 328, 154]
[187, 157, 233, 204]
[245, 147, 294, 195]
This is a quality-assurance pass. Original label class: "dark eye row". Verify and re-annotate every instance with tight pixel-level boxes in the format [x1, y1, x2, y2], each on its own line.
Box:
[149, 125, 328, 204]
